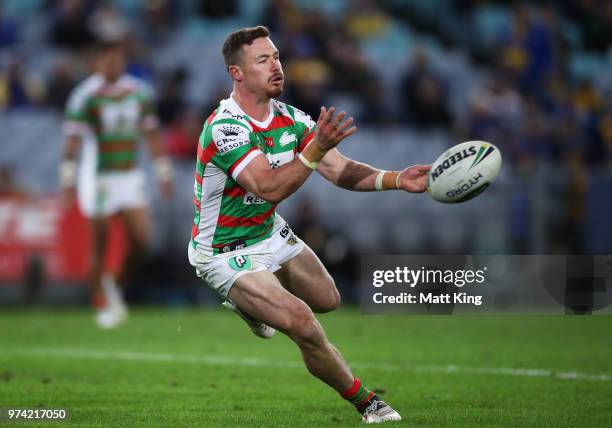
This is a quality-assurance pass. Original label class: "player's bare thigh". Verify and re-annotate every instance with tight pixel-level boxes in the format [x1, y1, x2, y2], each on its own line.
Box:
[228, 269, 316, 335]
[274, 245, 340, 313]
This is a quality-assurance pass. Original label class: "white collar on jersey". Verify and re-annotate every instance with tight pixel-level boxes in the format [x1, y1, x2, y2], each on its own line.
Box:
[228, 92, 275, 129]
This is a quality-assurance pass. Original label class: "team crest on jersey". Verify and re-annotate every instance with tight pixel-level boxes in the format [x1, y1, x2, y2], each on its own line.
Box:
[264, 136, 274, 147]
[279, 131, 296, 147]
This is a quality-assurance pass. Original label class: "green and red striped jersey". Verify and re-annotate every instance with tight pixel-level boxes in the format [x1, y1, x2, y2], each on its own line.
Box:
[63, 74, 159, 172]
[191, 94, 316, 255]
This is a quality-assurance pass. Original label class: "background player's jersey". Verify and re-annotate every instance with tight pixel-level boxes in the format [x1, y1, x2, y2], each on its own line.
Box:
[63, 74, 159, 172]
[191, 95, 316, 256]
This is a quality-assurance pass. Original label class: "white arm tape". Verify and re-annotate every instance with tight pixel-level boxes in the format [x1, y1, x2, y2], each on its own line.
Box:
[375, 170, 387, 191]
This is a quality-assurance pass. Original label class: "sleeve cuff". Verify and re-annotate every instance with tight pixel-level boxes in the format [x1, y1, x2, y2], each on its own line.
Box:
[229, 148, 264, 181]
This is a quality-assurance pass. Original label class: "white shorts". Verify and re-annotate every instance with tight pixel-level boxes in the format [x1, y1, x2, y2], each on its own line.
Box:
[188, 215, 305, 299]
[78, 169, 148, 217]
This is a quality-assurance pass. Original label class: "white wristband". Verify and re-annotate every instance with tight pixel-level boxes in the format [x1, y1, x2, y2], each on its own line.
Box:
[298, 152, 319, 170]
[59, 160, 77, 188]
[375, 170, 387, 191]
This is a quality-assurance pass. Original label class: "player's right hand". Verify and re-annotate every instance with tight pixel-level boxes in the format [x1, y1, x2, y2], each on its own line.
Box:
[314, 106, 357, 150]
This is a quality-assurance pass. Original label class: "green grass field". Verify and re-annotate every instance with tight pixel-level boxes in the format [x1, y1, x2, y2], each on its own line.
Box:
[1, 308, 611, 427]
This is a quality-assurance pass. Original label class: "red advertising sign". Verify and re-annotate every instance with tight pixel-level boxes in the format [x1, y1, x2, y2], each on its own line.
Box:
[0, 195, 125, 284]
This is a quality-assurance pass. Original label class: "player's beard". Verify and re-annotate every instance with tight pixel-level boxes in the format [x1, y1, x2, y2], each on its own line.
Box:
[266, 84, 283, 98]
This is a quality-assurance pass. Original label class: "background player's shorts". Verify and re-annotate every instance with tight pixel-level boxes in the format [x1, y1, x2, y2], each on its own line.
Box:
[75, 137, 97, 217]
[79, 169, 148, 217]
[188, 215, 305, 299]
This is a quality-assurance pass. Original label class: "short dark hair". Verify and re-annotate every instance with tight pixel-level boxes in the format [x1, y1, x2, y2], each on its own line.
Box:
[222, 26, 270, 69]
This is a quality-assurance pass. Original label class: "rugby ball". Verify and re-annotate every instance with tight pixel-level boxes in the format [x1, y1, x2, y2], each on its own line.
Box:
[427, 141, 502, 203]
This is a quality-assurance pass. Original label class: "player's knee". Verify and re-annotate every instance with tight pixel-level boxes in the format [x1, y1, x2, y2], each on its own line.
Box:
[311, 275, 341, 313]
[287, 307, 324, 348]
[329, 287, 341, 310]
[313, 287, 341, 313]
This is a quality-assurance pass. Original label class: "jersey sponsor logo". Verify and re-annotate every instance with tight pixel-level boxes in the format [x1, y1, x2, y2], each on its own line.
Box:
[279, 131, 296, 147]
[280, 224, 298, 245]
[215, 138, 249, 155]
[266, 151, 294, 169]
[219, 125, 241, 137]
[293, 107, 316, 129]
[218, 239, 247, 254]
[294, 107, 308, 117]
[280, 224, 291, 238]
[222, 108, 244, 121]
[99, 98, 140, 135]
[213, 124, 249, 155]
[264, 136, 274, 147]
[243, 192, 267, 205]
[228, 255, 252, 271]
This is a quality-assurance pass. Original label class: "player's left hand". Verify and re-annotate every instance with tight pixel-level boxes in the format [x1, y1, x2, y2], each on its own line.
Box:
[397, 165, 431, 193]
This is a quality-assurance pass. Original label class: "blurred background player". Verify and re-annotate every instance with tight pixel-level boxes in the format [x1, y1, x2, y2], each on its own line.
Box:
[60, 40, 172, 329]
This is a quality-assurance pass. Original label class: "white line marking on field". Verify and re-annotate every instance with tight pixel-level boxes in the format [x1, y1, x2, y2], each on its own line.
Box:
[6, 347, 612, 382]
